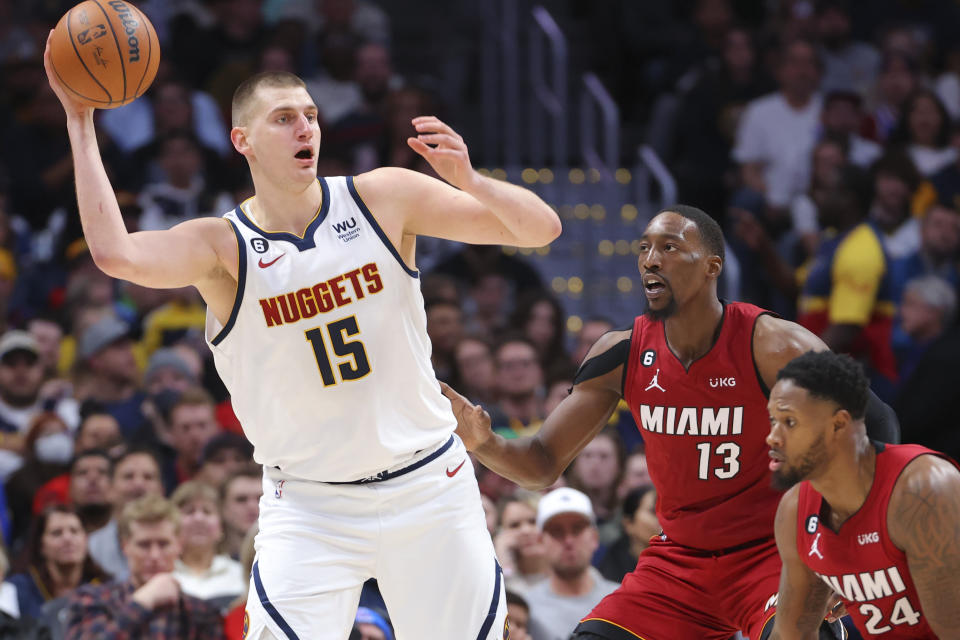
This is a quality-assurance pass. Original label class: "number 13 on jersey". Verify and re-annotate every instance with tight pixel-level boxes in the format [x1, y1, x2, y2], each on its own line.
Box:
[305, 316, 371, 386]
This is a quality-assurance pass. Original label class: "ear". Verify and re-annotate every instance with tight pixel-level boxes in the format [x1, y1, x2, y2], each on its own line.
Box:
[705, 255, 723, 280]
[231, 126, 250, 155]
[832, 408, 852, 434]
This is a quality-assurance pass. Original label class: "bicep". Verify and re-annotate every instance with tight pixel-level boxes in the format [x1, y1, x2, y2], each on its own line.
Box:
[116, 219, 231, 289]
[893, 459, 960, 636]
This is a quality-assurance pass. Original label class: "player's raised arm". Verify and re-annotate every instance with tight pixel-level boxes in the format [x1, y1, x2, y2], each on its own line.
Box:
[887, 456, 960, 639]
[42, 34, 228, 292]
[768, 487, 834, 640]
[442, 330, 627, 489]
[354, 117, 561, 249]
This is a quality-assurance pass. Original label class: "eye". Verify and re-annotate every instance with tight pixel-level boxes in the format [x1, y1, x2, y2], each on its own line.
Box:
[664, 243, 677, 251]
[306, 113, 316, 122]
[637, 243, 649, 252]
[786, 417, 796, 428]
[277, 115, 288, 123]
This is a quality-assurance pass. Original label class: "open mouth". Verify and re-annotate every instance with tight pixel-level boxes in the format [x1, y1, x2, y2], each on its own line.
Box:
[768, 450, 784, 471]
[295, 148, 314, 160]
[643, 274, 667, 294]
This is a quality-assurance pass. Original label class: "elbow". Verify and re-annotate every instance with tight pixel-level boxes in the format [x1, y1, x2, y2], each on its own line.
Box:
[89, 246, 131, 280]
[521, 468, 562, 492]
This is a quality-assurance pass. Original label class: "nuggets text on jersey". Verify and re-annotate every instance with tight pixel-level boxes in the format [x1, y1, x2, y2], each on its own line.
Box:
[259, 262, 384, 327]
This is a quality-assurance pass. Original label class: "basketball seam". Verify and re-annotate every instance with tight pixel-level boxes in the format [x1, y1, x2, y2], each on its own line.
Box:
[127, 1, 153, 99]
[92, 0, 127, 105]
[50, 58, 115, 104]
[65, 4, 112, 104]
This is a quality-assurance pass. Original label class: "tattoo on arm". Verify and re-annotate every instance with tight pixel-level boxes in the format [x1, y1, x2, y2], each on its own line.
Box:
[795, 578, 833, 635]
[892, 460, 960, 635]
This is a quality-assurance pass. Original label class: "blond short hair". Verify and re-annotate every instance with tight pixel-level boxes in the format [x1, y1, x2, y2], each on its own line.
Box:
[232, 71, 307, 127]
[170, 480, 220, 511]
[118, 494, 180, 541]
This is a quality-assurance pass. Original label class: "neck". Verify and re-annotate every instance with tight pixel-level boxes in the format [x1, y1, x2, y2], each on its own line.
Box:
[45, 560, 83, 597]
[628, 536, 648, 558]
[180, 545, 216, 572]
[549, 568, 594, 597]
[663, 295, 724, 368]
[811, 435, 876, 529]
[223, 527, 246, 558]
[582, 487, 612, 520]
[783, 90, 813, 110]
[516, 554, 546, 576]
[92, 376, 134, 403]
[247, 174, 323, 236]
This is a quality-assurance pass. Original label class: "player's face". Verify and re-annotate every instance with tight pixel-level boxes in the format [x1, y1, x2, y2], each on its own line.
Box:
[766, 379, 833, 490]
[637, 212, 713, 320]
[246, 86, 321, 183]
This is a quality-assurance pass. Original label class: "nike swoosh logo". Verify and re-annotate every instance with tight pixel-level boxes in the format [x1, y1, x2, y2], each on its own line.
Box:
[446, 460, 466, 477]
[258, 254, 285, 268]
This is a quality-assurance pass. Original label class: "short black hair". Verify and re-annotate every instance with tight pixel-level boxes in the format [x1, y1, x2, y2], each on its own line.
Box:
[70, 448, 112, 475]
[656, 204, 725, 262]
[777, 351, 868, 419]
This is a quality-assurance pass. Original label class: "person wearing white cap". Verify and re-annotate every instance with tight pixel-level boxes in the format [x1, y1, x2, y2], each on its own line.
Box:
[525, 488, 618, 640]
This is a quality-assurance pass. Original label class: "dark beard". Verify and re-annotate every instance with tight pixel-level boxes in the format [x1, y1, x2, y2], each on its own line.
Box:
[646, 297, 677, 321]
[771, 433, 827, 491]
[76, 502, 113, 528]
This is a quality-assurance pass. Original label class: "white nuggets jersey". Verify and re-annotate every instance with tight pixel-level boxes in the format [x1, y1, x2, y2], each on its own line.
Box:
[205, 176, 456, 481]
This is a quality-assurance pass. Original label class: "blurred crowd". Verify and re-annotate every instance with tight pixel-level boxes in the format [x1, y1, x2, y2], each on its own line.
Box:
[0, 0, 959, 638]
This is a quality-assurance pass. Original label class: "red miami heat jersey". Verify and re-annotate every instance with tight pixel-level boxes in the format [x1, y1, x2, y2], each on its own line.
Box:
[624, 301, 782, 550]
[796, 443, 957, 638]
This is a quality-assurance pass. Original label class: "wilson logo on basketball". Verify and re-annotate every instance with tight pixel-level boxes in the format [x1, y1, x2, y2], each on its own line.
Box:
[107, 0, 142, 62]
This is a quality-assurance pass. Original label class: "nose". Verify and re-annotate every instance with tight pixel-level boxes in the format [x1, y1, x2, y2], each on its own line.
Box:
[766, 424, 781, 449]
[640, 247, 661, 273]
[296, 114, 313, 138]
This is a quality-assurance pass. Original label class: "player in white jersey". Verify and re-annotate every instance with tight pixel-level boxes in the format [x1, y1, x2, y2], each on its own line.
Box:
[44, 36, 561, 639]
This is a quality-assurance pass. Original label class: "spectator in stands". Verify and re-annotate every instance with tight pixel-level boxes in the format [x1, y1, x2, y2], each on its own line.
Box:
[890, 202, 960, 301]
[99, 70, 231, 159]
[819, 90, 882, 168]
[4, 504, 108, 621]
[866, 52, 919, 143]
[451, 335, 499, 406]
[67, 450, 113, 533]
[26, 316, 63, 380]
[570, 317, 614, 369]
[75, 317, 145, 437]
[890, 88, 957, 177]
[5, 412, 73, 546]
[543, 373, 574, 418]
[219, 465, 262, 561]
[893, 275, 957, 383]
[63, 495, 225, 639]
[492, 336, 545, 439]
[525, 488, 618, 640]
[597, 485, 660, 584]
[672, 25, 774, 219]
[566, 428, 623, 526]
[165, 388, 223, 489]
[504, 590, 533, 640]
[797, 169, 899, 396]
[194, 432, 254, 489]
[0, 330, 76, 482]
[732, 38, 823, 218]
[815, 0, 881, 98]
[893, 277, 960, 459]
[222, 522, 256, 638]
[170, 481, 243, 606]
[617, 448, 651, 500]
[510, 292, 570, 375]
[496, 493, 547, 595]
[789, 135, 850, 260]
[136, 131, 233, 232]
[868, 151, 922, 259]
[87, 447, 165, 581]
[931, 122, 960, 210]
[425, 299, 463, 383]
[352, 605, 395, 640]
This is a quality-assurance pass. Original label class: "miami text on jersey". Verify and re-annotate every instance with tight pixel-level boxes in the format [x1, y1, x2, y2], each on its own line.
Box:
[637, 405, 744, 436]
[815, 566, 907, 603]
[259, 262, 384, 327]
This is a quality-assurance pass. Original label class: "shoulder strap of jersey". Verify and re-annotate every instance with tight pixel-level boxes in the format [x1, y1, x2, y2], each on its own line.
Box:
[571, 322, 633, 396]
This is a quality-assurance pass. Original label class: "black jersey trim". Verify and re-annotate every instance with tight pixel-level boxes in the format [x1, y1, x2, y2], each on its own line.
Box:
[573, 339, 631, 388]
[347, 175, 419, 278]
[210, 219, 246, 346]
[234, 177, 330, 251]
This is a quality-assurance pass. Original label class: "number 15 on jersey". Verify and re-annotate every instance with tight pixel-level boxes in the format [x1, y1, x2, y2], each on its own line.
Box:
[305, 316, 371, 386]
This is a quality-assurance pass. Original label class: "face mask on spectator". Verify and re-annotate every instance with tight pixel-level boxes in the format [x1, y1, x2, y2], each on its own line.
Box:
[35, 432, 74, 464]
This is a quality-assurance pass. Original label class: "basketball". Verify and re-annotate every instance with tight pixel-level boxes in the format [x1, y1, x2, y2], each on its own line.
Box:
[48, 0, 160, 109]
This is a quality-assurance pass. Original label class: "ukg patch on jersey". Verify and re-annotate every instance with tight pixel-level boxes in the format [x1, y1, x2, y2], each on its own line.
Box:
[333, 217, 360, 242]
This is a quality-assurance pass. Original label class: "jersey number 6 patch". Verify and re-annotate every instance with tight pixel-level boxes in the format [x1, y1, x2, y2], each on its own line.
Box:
[305, 315, 371, 386]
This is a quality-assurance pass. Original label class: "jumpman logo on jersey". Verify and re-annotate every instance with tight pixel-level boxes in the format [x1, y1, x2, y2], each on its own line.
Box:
[645, 368, 666, 392]
[809, 532, 824, 560]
